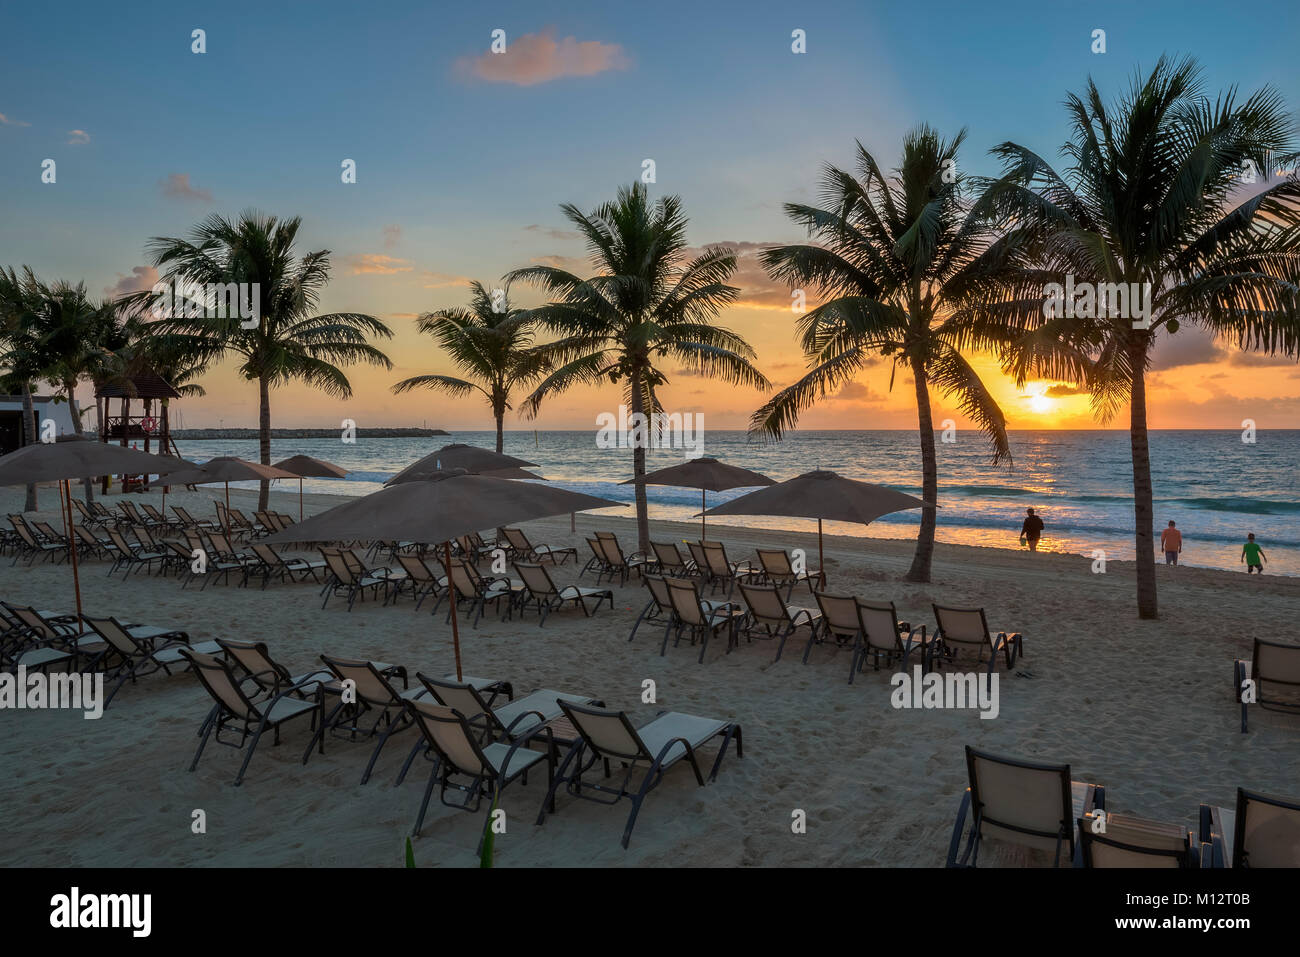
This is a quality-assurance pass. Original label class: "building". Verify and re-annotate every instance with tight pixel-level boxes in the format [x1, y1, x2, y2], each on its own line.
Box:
[0, 395, 81, 454]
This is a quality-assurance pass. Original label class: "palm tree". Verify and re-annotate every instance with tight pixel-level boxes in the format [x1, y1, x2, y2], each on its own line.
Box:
[752, 127, 1019, 583]
[391, 282, 548, 452]
[978, 56, 1300, 618]
[132, 211, 394, 510]
[507, 183, 770, 551]
[0, 266, 42, 510]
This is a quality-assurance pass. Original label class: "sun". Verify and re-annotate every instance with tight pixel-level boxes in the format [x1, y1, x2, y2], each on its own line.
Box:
[1029, 393, 1055, 414]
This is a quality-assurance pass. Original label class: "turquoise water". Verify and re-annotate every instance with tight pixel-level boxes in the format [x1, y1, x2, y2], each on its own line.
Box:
[169, 430, 1300, 576]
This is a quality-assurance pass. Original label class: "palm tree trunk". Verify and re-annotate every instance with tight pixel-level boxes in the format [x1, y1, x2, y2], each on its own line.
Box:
[628, 379, 651, 553]
[495, 412, 504, 454]
[65, 381, 93, 505]
[258, 374, 271, 511]
[1128, 339, 1158, 619]
[905, 360, 938, 583]
[21, 381, 37, 511]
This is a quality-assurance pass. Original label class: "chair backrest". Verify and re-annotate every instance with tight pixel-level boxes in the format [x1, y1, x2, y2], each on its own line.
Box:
[965, 745, 1075, 856]
[166, 540, 193, 561]
[81, 616, 146, 658]
[584, 538, 604, 565]
[1235, 787, 1300, 867]
[699, 540, 731, 575]
[229, 509, 253, 528]
[558, 700, 649, 763]
[91, 502, 113, 518]
[120, 501, 143, 522]
[406, 700, 493, 778]
[396, 554, 436, 583]
[260, 513, 284, 533]
[173, 505, 196, 525]
[814, 592, 860, 638]
[1079, 812, 1192, 868]
[644, 574, 672, 608]
[107, 528, 135, 554]
[418, 673, 493, 724]
[438, 557, 480, 600]
[319, 654, 402, 706]
[34, 521, 63, 541]
[934, 605, 990, 647]
[12, 521, 40, 548]
[1252, 638, 1300, 711]
[209, 532, 239, 558]
[181, 648, 260, 721]
[4, 603, 61, 639]
[857, 599, 903, 653]
[132, 525, 158, 549]
[665, 577, 708, 626]
[276, 513, 294, 525]
[651, 541, 686, 571]
[756, 548, 794, 578]
[141, 504, 166, 523]
[74, 525, 99, 547]
[685, 540, 710, 573]
[319, 548, 355, 585]
[72, 499, 95, 521]
[737, 582, 790, 628]
[596, 536, 626, 568]
[218, 638, 293, 693]
[500, 527, 529, 552]
[514, 561, 557, 599]
[340, 549, 368, 577]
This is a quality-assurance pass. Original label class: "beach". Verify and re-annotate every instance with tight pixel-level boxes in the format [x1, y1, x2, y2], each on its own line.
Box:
[3, 482, 1298, 868]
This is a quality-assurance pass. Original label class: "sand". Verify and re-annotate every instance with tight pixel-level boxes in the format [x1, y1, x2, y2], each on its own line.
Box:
[2, 482, 1299, 867]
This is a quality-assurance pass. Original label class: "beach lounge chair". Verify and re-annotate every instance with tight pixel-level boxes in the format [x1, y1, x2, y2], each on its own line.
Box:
[500, 526, 576, 566]
[851, 598, 928, 678]
[0, 603, 105, 673]
[1234, 637, 1300, 732]
[1199, 787, 1300, 867]
[387, 554, 447, 609]
[579, 538, 609, 579]
[9, 518, 67, 566]
[756, 547, 825, 598]
[932, 605, 1023, 674]
[434, 557, 516, 627]
[81, 615, 215, 709]
[735, 581, 822, 663]
[304, 655, 428, 784]
[1077, 811, 1198, 867]
[537, 701, 743, 849]
[513, 561, 614, 625]
[593, 531, 652, 585]
[90, 501, 120, 526]
[662, 577, 748, 663]
[139, 503, 175, 530]
[118, 500, 161, 530]
[318, 547, 395, 611]
[217, 638, 332, 700]
[403, 700, 556, 839]
[244, 542, 327, 589]
[71, 498, 104, 528]
[172, 504, 219, 533]
[694, 540, 759, 597]
[104, 528, 167, 577]
[812, 592, 865, 683]
[182, 648, 322, 786]
[650, 540, 697, 578]
[72, 524, 114, 560]
[947, 746, 1104, 867]
[228, 508, 262, 539]
[453, 532, 497, 563]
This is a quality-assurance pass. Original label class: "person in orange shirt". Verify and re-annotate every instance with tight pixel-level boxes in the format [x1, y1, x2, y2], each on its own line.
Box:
[1160, 520, 1182, 565]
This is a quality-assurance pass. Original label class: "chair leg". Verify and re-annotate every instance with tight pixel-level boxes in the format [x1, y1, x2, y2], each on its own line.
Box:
[234, 716, 273, 786]
[413, 761, 441, 836]
[189, 707, 218, 771]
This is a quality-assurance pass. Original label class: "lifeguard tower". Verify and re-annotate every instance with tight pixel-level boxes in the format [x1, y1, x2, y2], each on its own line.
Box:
[95, 369, 182, 492]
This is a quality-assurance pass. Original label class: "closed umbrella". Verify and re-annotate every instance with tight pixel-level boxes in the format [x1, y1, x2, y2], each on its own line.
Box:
[272, 455, 349, 521]
[0, 437, 193, 623]
[160, 456, 298, 532]
[264, 469, 624, 680]
[622, 457, 773, 539]
[701, 469, 932, 575]
[386, 443, 538, 486]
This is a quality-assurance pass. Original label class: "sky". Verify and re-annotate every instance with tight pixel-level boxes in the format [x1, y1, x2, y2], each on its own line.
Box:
[2, 0, 1299, 432]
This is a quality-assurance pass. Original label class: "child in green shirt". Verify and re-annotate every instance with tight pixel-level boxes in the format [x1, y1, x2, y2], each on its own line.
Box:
[1241, 534, 1266, 574]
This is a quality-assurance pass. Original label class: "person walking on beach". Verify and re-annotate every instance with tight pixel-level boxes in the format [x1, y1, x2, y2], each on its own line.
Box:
[1160, 520, 1182, 565]
[1020, 507, 1044, 552]
[1241, 533, 1267, 574]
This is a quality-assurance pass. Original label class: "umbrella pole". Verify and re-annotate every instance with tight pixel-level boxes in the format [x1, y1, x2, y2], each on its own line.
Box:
[701, 488, 706, 540]
[445, 539, 462, 681]
[61, 479, 84, 627]
[299, 478, 304, 521]
[818, 518, 824, 581]
[225, 482, 231, 535]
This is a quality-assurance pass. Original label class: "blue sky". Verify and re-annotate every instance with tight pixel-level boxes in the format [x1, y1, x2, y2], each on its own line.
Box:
[2, 0, 1298, 429]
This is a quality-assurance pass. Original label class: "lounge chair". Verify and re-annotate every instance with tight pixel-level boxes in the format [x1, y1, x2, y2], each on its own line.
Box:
[453, 532, 497, 563]
[71, 498, 105, 528]
[579, 538, 610, 579]
[662, 577, 747, 663]
[89, 501, 120, 526]
[947, 745, 1104, 867]
[693, 540, 759, 597]
[403, 699, 556, 839]
[931, 605, 1023, 674]
[182, 648, 322, 786]
[105, 528, 167, 577]
[318, 547, 395, 611]
[9, 518, 67, 566]
[513, 562, 613, 625]
[1199, 787, 1300, 867]
[735, 581, 822, 663]
[537, 701, 743, 848]
[756, 547, 825, 599]
[500, 526, 576, 566]
[72, 524, 114, 560]
[387, 554, 447, 609]
[217, 638, 332, 700]
[81, 615, 215, 709]
[812, 592, 865, 683]
[245, 543, 327, 589]
[172, 504, 218, 533]
[650, 540, 697, 578]
[434, 557, 516, 627]
[1077, 811, 1198, 867]
[139, 503, 176, 530]
[1234, 637, 1300, 732]
[593, 532, 652, 586]
[0, 603, 105, 673]
[850, 598, 929, 678]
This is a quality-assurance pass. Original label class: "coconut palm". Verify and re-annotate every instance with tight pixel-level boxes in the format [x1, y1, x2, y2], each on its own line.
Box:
[391, 282, 548, 452]
[507, 183, 770, 551]
[752, 126, 1020, 583]
[977, 56, 1300, 618]
[0, 266, 43, 510]
[131, 211, 393, 510]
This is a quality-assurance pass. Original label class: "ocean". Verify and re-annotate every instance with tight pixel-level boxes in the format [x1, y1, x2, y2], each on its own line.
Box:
[165, 429, 1300, 576]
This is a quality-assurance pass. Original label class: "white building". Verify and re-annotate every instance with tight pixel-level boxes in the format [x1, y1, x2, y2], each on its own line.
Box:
[0, 395, 81, 454]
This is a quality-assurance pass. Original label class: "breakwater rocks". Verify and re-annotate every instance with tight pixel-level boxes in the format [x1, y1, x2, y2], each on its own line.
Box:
[172, 428, 449, 439]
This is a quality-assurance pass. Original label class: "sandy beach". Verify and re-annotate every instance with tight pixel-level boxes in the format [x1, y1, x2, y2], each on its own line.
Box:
[3, 482, 1298, 868]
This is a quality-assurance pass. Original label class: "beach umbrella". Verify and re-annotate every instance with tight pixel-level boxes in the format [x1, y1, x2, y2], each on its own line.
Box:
[0, 437, 193, 623]
[159, 456, 298, 531]
[385, 443, 538, 486]
[272, 454, 349, 521]
[388, 465, 546, 485]
[701, 469, 932, 574]
[622, 457, 774, 539]
[263, 469, 624, 680]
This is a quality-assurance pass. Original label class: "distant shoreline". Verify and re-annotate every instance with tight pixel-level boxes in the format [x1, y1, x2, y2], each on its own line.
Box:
[172, 428, 450, 440]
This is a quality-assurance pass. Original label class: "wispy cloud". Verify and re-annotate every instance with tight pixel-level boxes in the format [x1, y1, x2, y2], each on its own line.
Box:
[159, 173, 212, 201]
[524, 224, 580, 241]
[0, 112, 30, 127]
[348, 254, 413, 275]
[103, 265, 159, 298]
[455, 28, 630, 86]
[66, 129, 90, 145]
[1044, 383, 1089, 397]
[421, 270, 472, 289]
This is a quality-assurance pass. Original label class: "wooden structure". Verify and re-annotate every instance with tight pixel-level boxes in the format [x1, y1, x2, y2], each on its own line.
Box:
[95, 370, 183, 492]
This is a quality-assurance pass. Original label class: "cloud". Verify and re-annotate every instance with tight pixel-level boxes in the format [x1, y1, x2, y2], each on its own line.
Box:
[387, 312, 420, 320]
[103, 265, 159, 299]
[0, 112, 30, 127]
[1044, 383, 1089, 397]
[1148, 325, 1223, 370]
[1227, 350, 1300, 368]
[159, 173, 212, 201]
[528, 253, 590, 273]
[66, 129, 90, 145]
[348, 254, 413, 275]
[833, 381, 884, 403]
[421, 270, 472, 289]
[524, 224, 581, 241]
[382, 224, 402, 249]
[455, 28, 630, 86]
